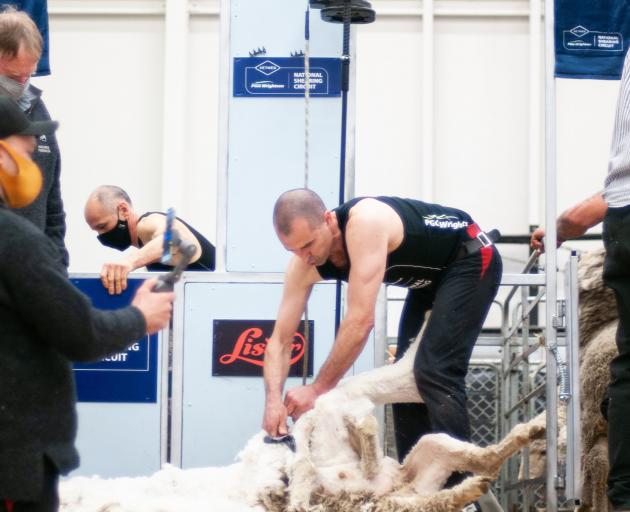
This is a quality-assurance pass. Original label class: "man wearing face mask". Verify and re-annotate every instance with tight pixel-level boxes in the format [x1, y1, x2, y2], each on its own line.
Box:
[0, 8, 68, 267]
[0, 96, 175, 512]
[84, 185, 216, 295]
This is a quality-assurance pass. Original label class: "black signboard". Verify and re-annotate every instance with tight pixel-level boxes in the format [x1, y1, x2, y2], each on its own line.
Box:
[212, 319, 314, 377]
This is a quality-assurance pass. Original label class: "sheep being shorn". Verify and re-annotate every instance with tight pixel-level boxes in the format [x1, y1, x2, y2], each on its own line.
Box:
[61, 334, 545, 512]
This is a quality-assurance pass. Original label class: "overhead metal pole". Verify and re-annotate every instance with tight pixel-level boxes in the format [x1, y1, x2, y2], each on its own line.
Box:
[338, 0, 351, 206]
[544, 0, 559, 508]
[335, 1, 353, 334]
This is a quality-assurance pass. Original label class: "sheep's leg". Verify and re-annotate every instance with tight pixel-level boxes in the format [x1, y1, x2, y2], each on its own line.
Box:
[286, 416, 318, 512]
[378, 475, 491, 512]
[589, 439, 611, 512]
[401, 414, 546, 493]
[332, 338, 422, 405]
[577, 469, 593, 512]
[467, 413, 546, 477]
[431, 413, 546, 479]
[400, 434, 459, 493]
[344, 414, 381, 480]
[286, 456, 318, 512]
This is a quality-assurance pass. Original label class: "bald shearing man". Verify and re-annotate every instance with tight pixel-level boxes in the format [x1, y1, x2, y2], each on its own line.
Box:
[85, 185, 215, 294]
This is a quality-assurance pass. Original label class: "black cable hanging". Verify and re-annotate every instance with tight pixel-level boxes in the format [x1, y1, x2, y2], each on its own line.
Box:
[309, 0, 375, 335]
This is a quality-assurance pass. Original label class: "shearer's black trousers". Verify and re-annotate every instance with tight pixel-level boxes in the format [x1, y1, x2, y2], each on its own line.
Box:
[392, 244, 502, 461]
[604, 205, 630, 509]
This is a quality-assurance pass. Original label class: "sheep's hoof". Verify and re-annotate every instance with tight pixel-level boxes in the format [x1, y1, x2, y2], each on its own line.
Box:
[528, 423, 546, 441]
[465, 475, 492, 494]
[478, 476, 492, 495]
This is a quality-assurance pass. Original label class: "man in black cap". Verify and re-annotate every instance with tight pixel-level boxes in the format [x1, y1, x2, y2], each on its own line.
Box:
[0, 96, 175, 512]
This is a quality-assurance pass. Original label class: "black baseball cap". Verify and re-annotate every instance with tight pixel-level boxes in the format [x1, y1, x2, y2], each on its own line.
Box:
[0, 96, 58, 139]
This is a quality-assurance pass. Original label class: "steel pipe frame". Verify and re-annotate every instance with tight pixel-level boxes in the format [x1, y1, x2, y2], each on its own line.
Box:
[564, 253, 582, 503]
[543, 0, 559, 505]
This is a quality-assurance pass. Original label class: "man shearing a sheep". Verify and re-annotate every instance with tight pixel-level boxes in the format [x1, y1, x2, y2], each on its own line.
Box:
[262, 189, 503, 482]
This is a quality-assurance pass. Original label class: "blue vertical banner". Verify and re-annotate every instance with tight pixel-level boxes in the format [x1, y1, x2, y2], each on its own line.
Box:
[8, 0, 50, 76]
[71, 278, 159, 403]
[555, 0, 630, 79]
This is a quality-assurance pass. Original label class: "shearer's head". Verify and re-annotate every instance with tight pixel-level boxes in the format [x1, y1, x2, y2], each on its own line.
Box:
[84, 185, 139, 251]
[0, 95, 57, 207]
[273, 188, 336, 266]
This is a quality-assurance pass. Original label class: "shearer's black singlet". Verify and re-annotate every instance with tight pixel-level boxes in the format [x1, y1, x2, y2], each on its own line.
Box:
[138, 212, 216, 271]
[316, 196, 473, 290]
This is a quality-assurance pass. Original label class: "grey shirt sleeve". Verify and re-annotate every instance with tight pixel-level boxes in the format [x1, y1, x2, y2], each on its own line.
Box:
[605, 49, 630, 208]
[4, 220, 146, 362]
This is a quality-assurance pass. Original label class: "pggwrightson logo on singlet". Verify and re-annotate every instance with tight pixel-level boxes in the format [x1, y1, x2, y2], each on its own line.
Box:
[423, 214, 469, 230]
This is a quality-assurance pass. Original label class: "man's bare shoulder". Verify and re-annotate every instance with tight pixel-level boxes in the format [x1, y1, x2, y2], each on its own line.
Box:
[138, 212, 165, 224]
[345, 198, 404, 254]
[137, 212, 165, 240]
[347, 198, 400, 229]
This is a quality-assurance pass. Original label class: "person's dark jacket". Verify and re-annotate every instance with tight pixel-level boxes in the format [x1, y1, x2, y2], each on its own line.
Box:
[13, 85, 69, 268]
[0, 205, 146, 500]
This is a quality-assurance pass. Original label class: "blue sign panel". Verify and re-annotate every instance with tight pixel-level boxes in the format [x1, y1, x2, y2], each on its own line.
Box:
[563, 27, 623, 52]
[71, 278, 158, 403]
[233, 57, 341, 97]
[555, 0, 630, 79]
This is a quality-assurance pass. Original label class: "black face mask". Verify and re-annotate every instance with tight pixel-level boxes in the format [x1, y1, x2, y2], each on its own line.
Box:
[97, 218, 132, 251]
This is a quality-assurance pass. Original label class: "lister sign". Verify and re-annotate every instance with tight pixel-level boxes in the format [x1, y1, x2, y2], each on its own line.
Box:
[212, 319, 314, 377]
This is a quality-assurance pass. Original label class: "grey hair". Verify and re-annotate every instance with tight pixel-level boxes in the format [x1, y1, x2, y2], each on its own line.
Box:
[273, 188, 326, 236]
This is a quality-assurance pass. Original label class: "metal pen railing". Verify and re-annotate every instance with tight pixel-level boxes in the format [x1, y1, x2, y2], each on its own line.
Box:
[377, 242, 583, 511]
[500, 252, 581, 511]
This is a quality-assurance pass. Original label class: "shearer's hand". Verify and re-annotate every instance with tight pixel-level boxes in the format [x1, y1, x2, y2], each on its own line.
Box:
[263, 399, 289, 437]
[100, 261, 133, 295]
[131, 278, 174, 334]
[284, 384, 319, 421]
[530, 228, 564, 253]
[530, 228, 546, 253]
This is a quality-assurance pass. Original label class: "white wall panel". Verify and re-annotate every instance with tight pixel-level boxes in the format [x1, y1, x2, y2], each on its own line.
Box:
[556, 78, 619, 226]
[34, 12, 166, 271]
[355, 16, 424, 198]
[27, 0, 619, 277]
[434, 17, 530, 234]
[183, 15, 221, 246]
